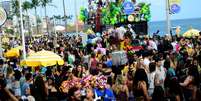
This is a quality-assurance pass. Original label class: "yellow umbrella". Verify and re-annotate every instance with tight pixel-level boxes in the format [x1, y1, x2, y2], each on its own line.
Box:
[28, 49, 35, 56]
[4, 46, 22, 58]
[21, 50, 64, 67]
[183, 29, 200, 37]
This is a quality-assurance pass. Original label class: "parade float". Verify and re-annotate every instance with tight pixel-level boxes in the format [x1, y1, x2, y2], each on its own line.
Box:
[79, 0, 151, 34]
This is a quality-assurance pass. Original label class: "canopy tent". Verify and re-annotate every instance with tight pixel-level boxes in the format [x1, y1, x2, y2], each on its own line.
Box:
[21, 50, 64, 67]
[54, 25, 65, 32]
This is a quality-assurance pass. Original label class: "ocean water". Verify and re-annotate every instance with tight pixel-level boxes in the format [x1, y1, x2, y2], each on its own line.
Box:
[148, 18, 201, 36]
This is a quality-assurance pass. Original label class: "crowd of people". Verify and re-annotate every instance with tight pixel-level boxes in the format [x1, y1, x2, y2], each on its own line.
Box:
[0, 27, 201, 101]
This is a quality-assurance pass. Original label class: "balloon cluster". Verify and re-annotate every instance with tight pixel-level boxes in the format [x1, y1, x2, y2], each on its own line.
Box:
[138, 2, 151, 21]
[79, 7, 88, 22]
[102, 2, 122, 25]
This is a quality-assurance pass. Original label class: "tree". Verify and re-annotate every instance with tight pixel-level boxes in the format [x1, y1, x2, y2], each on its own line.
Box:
[62, 0, 67, 32]
[31, 0, 40, 34]
[11, 0, 20, 17]
[40, 0, 53, 34]
[11, 0, 20, 34]
[22, 1, 33, 36]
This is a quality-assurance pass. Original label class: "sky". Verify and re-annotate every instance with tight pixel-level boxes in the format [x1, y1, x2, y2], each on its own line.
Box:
[31, 0, 201, 22]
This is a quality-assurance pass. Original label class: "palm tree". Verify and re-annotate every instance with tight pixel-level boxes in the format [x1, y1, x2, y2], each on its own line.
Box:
[40, 0, 52, 34]
[62, 0, 67, 32]
[55, 15, 62, 24]
[22, 1, 32, 36]
[31, 0, 40, 34]
[11, 0, 20, 34]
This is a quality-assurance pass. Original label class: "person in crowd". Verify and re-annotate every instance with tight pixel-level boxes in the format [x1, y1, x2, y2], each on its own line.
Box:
[155, 56, 166, 87]
[180, 65, 200, 101]
[84, 87, 95, 101]
[0, 74, 18, 101]
[21, 73, 32, 96]
[133, 68, 151, 101]
[89, 53, 98, 75]
[73, 65, 84, 78]
[68, 87, 81, 101]
[94, 75, 116, 101]
[47, 77, 58, 101]
[152, 86, 165, 101]
[12, 70, 22, 99]
[112, 75, 129, 101]
[148, 62, 156, 96]
[164, 58, 182, 101]
[31, 75, 48, 101]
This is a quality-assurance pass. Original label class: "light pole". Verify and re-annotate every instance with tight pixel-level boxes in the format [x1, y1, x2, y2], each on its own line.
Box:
[19, 0, 26, 59]
[166, 0, 171, 35]
[74, 0, 78, 35]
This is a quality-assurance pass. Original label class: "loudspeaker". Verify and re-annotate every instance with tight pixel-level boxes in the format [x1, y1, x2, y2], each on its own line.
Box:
[115, 21, 148, 35]
[132, 21, 148, 35]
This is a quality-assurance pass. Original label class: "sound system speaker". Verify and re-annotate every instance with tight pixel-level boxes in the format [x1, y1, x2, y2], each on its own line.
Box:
[115, 21, 148, 35]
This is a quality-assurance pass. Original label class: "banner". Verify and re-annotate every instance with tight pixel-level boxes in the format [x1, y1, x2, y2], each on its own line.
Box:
[169, 0, 181, 14]
[0, 7, 7, 26]
[169, 0, 181, 5]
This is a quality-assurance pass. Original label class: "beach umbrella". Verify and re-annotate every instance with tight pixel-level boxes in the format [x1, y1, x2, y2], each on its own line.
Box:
[27, 49, 35, 56]
[183, 29, 200, 37]
[4, 46, 22, 58]
[21, 50, 64, 67]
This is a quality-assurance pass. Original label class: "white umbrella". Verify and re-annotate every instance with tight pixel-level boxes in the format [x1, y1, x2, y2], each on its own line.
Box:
[54, 25, 65, 32]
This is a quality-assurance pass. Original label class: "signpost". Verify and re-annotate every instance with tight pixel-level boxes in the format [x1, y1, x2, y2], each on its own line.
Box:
[0, 7, 7, 26]
[0, 7, 7, 58]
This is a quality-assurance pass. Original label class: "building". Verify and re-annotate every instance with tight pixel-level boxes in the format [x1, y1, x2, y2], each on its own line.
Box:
[1, 0, 11, 13]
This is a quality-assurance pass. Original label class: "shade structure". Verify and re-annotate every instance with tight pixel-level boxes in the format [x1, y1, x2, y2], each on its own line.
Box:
[183, 29, 200, 37]
[54, 25, 65, 32]
[21, 50, 64, 67]
[4, 46, 22, 58]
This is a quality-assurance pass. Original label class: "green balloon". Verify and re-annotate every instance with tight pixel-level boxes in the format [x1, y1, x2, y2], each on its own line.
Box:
[121, 18, 124, 22]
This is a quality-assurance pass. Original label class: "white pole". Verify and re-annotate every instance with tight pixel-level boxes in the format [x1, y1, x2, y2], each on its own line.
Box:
[74, 0, 78, 35]
[166, 0, 171, 35]
[19, 0, 26, 59]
